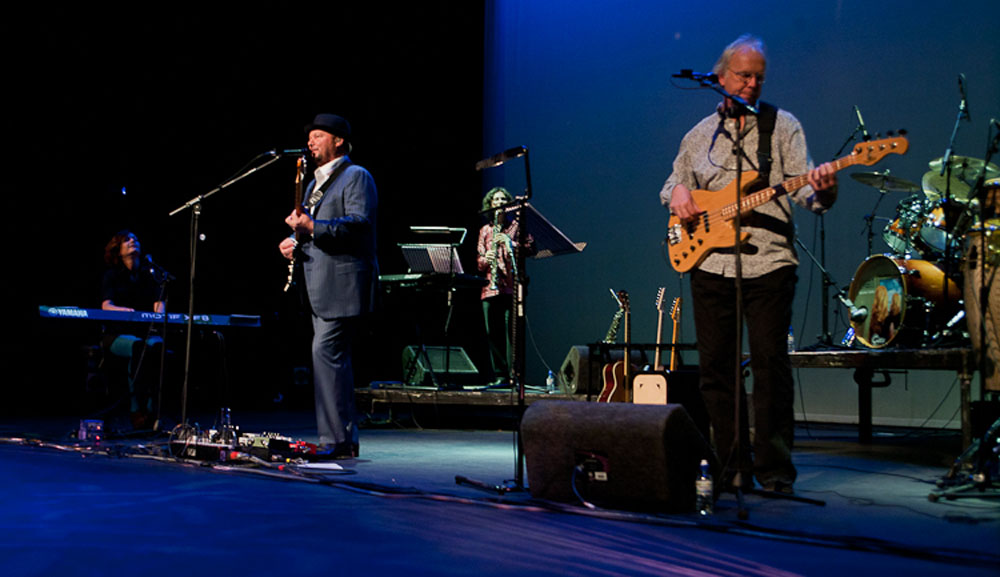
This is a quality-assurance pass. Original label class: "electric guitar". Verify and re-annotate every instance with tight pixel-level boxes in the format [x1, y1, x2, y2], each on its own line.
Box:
[652, 288, 667, 371]
[666, 135, 909, 273]
[634, 291, 680, 405]
[283, 155, 308, 292]
[668, 296, 681, 372]
[598, 290, 632, 403]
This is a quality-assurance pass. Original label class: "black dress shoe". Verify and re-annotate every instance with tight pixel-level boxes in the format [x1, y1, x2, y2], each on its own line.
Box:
[761, 481, 794, 495]
[315, 442, 359, 460]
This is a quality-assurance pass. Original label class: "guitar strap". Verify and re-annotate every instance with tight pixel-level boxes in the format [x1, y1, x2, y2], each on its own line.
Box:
[755, 101, 778, 181]
[305, 159, 353, 214]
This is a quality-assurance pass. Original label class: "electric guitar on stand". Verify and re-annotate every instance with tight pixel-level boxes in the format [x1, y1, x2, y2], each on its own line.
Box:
[666, 135, 908, 273]
[598, 290, 633, 403]
[634, 290, 681, 404]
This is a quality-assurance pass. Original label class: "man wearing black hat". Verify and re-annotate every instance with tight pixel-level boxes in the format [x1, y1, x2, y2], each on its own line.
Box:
[280, 113, 378, 459]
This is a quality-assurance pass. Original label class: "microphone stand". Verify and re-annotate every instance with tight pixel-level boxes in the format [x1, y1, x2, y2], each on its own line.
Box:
[937, 84, 970, 313]
[794, 236, 868, 344]
[691, 75, 754, 518]
[693, 77, 825, 516]
[458, 146, 532, 494]
[819, 112, 869, 346]
[168, 152, 283, 426]
[149, 261, 174, 432]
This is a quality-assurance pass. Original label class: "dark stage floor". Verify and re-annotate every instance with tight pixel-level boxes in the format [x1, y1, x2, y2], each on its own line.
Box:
[2, 405, 998, 577]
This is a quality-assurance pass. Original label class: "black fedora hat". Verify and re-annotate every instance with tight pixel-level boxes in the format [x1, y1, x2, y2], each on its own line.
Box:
[305, 113, 352, 141]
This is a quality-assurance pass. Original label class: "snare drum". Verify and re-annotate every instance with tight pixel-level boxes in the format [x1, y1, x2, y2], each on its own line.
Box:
[848, 255, 962, 348]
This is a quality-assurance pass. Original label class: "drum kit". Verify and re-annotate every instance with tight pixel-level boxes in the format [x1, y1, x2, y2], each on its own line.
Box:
[846, 155, 999, 368]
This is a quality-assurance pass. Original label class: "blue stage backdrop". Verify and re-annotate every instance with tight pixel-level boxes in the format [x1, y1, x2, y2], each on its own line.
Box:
[482, 0, 1000, 399]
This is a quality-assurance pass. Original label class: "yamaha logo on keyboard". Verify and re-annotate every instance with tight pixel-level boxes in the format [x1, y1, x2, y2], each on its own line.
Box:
[44, 307, 90, 318]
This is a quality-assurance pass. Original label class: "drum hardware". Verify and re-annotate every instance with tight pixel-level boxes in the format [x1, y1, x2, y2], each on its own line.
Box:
[881, 195, 931, 257]
[929, 309, 967, 343]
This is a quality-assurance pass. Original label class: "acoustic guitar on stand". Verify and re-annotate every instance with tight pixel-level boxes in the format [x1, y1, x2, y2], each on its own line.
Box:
[598, 290, 633, 403]
[666, 134, 909, 273]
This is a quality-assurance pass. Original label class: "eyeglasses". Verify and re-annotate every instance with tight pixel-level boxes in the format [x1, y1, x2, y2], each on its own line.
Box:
[728, 68, 765, 85]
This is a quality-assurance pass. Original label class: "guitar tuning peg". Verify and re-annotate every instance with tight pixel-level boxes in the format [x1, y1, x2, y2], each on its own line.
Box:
[886, 130, 896, 137]
[898, 128, 908, 135]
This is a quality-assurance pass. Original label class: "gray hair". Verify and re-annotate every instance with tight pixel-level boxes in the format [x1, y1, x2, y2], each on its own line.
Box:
[713, 34, 767, 76]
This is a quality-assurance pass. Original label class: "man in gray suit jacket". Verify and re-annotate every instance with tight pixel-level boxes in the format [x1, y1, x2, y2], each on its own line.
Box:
[279, 113, 378, 459]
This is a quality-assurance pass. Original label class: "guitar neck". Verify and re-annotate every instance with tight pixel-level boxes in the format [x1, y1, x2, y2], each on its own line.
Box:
[293, 155, 307, 238]
[669, 313, 680, 372]
[726, 153, 860, 219]
[653, 308, 664, 370]
[623, 308, 632, 401]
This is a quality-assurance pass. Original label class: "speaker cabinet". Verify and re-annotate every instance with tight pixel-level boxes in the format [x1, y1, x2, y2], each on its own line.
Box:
[401, 345, 479, 387]
[521, 400, 714, 512]
[559, 345, 643, 395]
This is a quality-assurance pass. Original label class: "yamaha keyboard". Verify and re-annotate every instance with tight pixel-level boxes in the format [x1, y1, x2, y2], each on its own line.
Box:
[38, 306, 261, 328]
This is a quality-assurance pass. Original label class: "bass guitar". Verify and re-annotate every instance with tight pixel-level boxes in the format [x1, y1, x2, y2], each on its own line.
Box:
[666, 135, 909, 273]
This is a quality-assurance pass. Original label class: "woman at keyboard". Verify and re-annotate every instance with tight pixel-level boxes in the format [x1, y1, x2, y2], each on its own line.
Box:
[100, 229, 166, 430]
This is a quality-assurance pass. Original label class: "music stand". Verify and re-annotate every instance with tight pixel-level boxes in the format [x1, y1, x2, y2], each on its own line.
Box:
[455, 146, 585, 494]
[399, 227, 467, 389]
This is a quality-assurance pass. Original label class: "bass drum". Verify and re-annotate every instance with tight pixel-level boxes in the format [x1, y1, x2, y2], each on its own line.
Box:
[963, 220, 1000, 391]
[848, 255, 962, 348]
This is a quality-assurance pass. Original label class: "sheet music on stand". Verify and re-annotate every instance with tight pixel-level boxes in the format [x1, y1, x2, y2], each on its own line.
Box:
[399, 226, 467, 274]
[495, 202, 586, 258]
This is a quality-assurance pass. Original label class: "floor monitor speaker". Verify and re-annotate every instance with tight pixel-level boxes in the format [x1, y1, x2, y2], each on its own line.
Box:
[521, 400, 714, 512]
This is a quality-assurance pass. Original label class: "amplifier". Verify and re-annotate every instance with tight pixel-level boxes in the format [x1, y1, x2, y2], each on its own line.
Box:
[402, 345, 480, 387]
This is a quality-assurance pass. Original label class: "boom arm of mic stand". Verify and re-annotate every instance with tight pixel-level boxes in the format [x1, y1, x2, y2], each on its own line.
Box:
[169, 154, 282, 216]
[701, 79, 759, 115]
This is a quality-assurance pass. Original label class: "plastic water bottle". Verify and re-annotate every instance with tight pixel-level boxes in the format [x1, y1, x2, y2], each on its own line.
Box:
[696, 459, 713, 515]
[787, 326, 795, 352]
[546, 370, 557, 393]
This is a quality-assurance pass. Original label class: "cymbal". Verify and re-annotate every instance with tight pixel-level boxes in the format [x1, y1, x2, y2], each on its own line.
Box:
[927, 156, 1000, 183]
[850, 171, 921, 192]
[923, 170, 972, 202]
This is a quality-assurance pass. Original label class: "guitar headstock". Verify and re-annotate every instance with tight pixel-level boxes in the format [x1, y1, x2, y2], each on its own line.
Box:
[670, 297, 682, 321]
[617, 290, 630, 313]
[655, 287, 666, 311]
[852, 132, 908, 166]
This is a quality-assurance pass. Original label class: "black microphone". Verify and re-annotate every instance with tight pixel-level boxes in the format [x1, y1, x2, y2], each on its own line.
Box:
[146, 254, 176, 282]
[854, 105, 870, 141]
[268, 148, 309, 156]
[671, 69, 719, 83]
[958, 74, 970, 121]
[850, 305, 869, 324]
